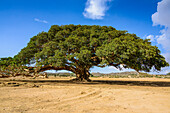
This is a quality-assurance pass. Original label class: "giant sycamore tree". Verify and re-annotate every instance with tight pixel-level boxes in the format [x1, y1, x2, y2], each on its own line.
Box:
[0, 25, 169, 81]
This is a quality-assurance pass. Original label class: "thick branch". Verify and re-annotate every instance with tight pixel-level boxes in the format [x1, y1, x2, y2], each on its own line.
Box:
[35, 65, 77, 73]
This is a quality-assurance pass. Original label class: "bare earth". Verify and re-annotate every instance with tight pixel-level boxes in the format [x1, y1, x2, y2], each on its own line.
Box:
[0, 77, 170, 113]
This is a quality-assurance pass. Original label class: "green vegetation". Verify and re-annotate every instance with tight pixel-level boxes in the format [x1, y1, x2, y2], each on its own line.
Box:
[0, 25, 169, 81]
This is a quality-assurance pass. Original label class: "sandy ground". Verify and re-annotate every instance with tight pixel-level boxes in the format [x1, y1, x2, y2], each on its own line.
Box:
[0, 77, 170, 113]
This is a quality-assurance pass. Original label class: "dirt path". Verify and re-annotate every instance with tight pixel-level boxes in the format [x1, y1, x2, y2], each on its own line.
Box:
[0, 78, 170, 113]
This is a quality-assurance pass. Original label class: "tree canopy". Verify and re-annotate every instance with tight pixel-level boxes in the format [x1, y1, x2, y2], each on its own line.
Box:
[0, 25, 169, 81]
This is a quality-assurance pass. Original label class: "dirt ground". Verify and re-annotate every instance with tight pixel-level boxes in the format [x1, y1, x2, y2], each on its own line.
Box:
[0, 77, 170, 113]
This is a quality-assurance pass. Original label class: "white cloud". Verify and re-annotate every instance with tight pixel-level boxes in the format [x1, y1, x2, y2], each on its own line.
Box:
[83, 0, 112, 20]
[156, 29, 170, 51]
[34, 18, 48, 24]
[152, 0, 170, 51]
[161, 53, 170, 74]
[152, 0, 170, 27]
[146, 35, 155, 42]
[149, 0, 170, 74]
[162, 53, 170, 65]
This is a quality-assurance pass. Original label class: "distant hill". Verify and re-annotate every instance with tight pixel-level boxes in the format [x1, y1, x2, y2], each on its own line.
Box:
[91, 71, 139, 76]
[46, 71, 139, 76]
[45, 71, 170, 78]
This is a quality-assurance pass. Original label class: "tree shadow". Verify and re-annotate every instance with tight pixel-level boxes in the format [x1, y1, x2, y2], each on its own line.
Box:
[91, 80, 170, 87]
[1, 79, 170, 87]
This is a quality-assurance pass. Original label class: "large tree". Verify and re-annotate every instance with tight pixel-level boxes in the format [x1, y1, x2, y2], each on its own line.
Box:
[0, 25, 169, 81]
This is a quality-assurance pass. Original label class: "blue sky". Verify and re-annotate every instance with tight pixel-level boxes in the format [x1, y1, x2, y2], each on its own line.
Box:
[0, 0, 170, 74]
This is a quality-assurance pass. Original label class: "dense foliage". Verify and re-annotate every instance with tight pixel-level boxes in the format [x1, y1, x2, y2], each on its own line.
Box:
[0, 25, 169, 80]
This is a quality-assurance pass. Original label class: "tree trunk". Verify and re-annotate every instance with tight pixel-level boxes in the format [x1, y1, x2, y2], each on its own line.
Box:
[74, 68, 91, 82]
[24, 65, 92, 82]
